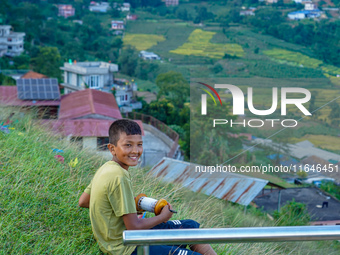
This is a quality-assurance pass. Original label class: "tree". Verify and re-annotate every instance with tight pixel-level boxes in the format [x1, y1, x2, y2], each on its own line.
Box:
[61, 41, 86, 62]
[30, 47, 62, 80]
[12, 54, 30, 69]
[135, 60, 159, 80]
[141, 98, 177, 124]
[0, 73, 16, 86]
[155, 71, 189, 108]
[9, 2, 44, 44]
[118, 46, 139, 77]
[211, 63, 223, 74]
[137, 97, 190, 158]
[82, 14, 103, 35]
[176, 8, 189, 21]
[196, 6, 214, 21]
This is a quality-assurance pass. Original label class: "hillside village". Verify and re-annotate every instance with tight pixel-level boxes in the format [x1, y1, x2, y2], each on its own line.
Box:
[1, 1, 340, 253]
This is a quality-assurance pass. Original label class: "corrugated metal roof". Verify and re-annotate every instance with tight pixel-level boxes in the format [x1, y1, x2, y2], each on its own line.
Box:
[59, 89, 121, 120]
[149, 157, 268, 206]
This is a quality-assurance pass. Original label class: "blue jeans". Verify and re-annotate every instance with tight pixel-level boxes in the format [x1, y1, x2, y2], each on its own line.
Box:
[130, 219, 202, 255]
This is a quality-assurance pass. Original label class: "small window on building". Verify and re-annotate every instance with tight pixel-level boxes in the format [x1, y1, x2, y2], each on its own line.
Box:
[89, 75, 99, 88]
[97, 137, 109, 150]
[67, 72, 72, 84]
[8, 46, 12, 49]
[125, 94, 128, 101]
[77, 74, 82, 87]
[7, 38, 12, 42]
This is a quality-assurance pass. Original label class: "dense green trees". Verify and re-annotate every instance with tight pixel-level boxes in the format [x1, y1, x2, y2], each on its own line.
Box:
[0, 73, 16, 85]
[118, 47, 160, 80]
[137, 71, 191, 158]
[1, 0, 123, 68]
[118, 46, 139, 77]
[30, 47, 62, 80]
[155, 71, 189, 108]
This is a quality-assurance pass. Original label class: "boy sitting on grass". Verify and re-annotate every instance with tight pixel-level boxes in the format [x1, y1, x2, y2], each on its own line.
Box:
[79, 119, 216, 255]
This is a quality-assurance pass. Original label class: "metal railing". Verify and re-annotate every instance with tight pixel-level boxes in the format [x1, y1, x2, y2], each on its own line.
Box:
[123, 226, 340, 255]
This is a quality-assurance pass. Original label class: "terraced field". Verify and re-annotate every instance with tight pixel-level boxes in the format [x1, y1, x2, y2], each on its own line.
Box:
[263, 49, 323, 69]
[170, 29, 244, 59]
[263, 49, 340, 86]
[123, 33, 166, 51]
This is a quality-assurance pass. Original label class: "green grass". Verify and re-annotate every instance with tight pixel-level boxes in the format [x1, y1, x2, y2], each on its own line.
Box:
[1, 110, 340, 253]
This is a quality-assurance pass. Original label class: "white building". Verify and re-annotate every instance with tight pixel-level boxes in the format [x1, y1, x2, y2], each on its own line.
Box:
[119, 3, 131, 12]
[111, 20, 125, 30]
[288, 10, 321, 20]
[240, 10, 255, 16]
[89, 2, 110, 13]
[162, 0, 179, 7]
[304, 1, 317, 10]
[139, 51, 161, 60]
[113, 78, 142, 112]
[60, 61, 118, 94]
[0, 25, 25, 57]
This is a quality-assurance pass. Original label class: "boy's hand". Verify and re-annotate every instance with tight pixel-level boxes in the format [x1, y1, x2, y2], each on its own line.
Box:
[159, 203, 173, 223]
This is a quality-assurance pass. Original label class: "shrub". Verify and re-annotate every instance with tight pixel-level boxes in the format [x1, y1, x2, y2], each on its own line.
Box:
[273, 199, 310, 226]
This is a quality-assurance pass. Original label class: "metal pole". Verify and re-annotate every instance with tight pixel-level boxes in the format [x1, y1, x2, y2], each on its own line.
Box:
[278, 189, 282, 212]
[137, 245, 149, 255]
[123, 226, 340, 246]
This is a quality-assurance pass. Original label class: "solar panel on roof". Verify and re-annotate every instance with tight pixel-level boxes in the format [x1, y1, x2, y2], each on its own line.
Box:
[17, 78, 60, 100]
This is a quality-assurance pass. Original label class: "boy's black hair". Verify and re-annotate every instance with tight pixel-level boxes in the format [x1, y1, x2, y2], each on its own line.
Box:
[109, 119, 142, 145]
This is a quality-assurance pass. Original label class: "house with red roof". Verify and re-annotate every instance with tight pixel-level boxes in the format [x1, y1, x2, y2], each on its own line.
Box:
[21, 71, 48, 79]
[1, 78, 180, 165]
[57, 5, 75, 18]
[44, 89, 144, 152]
[58, 89, 122, 120]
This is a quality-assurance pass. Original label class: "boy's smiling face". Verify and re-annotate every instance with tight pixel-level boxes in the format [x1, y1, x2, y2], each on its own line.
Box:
[108, 132, 143, 170]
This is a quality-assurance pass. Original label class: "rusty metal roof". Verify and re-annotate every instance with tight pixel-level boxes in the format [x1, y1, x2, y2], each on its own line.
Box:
[59, 89, 121, 120]
[149, 157, 269, 206]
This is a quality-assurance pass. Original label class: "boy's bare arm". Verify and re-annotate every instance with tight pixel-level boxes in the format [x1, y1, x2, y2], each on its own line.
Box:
[79, 192, 90, 208]
[123, 204, 173, 230]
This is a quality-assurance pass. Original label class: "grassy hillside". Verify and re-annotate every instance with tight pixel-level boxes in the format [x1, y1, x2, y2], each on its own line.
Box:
[1, 107, 340, 254]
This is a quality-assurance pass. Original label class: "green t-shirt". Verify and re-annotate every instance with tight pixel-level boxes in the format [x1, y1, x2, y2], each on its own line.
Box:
[86, 161, 137, 255]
